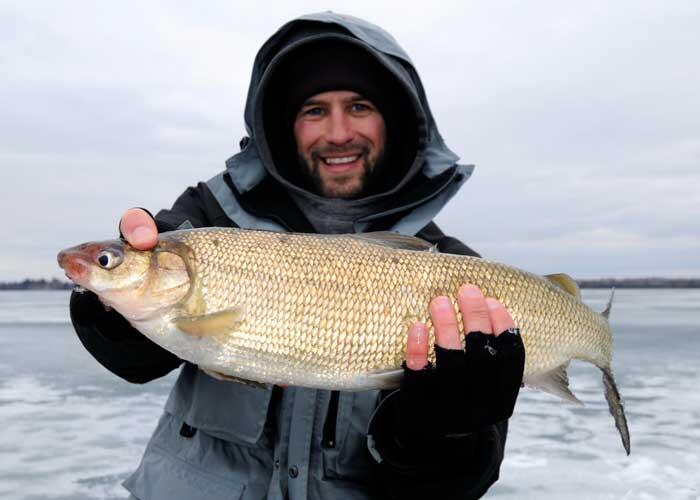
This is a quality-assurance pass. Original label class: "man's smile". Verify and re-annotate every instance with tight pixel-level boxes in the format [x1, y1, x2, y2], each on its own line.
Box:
[320, 154, 363, 173]
[322, 154, 360, 165]
[293, 90, 386, 198]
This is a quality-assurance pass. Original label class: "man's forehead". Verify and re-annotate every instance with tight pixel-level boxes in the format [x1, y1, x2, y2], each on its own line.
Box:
[301, 90, 372, 107]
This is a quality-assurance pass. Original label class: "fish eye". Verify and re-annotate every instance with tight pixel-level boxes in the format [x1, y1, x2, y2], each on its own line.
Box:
[96, 249, 123, 270]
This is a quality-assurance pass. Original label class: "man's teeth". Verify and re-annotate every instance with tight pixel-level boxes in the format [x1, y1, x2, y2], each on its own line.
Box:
[324, 155, 359, 165]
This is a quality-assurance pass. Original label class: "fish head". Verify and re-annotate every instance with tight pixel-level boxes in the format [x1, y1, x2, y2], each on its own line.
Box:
[57, 239, 191, 321]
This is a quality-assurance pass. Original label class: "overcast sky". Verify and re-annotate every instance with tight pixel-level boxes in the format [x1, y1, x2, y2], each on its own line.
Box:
[1, 1, 698, 281]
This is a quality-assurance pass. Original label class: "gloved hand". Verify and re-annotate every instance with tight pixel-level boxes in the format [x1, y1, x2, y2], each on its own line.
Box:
[367, 283, 525, 478]
[396, 284, 525, 448]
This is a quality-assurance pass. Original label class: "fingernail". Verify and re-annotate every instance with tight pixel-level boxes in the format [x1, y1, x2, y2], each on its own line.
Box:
[433, 296, 451, 311]
[132, 226, 152, 244]
[408, 323, 425, 345]
[460, 284, 482, 298]
[486, 298, 501, 310]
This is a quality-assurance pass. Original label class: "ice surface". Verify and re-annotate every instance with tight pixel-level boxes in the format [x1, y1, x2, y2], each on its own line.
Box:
[0, 290, 698, 499]
[0, 291, 72, 324]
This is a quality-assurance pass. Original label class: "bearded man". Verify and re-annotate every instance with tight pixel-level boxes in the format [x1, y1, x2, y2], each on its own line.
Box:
[69, 12, 524, 500]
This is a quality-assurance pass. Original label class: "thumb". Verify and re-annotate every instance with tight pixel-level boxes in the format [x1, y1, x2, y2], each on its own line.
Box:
[119, 208, 158, 250]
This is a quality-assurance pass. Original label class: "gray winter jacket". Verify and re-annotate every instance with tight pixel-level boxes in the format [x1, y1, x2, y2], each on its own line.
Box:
[69, 12, 509, 500]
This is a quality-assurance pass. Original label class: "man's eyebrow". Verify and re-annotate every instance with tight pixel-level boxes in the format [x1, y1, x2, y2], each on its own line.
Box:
[345, 95, 372, 103]
[301, 98, 325, 107]
[300, 95, 373, 107]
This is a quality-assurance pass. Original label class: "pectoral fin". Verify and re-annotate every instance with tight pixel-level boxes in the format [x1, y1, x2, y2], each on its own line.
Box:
[174, 307, 245, 340]
[523, 363, 583, 405]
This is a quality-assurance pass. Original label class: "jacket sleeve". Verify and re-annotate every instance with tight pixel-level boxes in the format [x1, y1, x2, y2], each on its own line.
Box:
[70, 183, 220, 384]
[369, 222, 507, 499]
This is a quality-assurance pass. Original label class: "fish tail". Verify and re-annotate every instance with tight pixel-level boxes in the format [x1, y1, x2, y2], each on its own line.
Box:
[601, 288, 615, 320]
[597, 287, 629, 454]
[601, 365, 631, 455]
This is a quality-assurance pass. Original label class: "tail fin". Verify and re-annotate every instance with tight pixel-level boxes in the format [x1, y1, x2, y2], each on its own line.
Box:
[598, 288, 630, 454]
[602, 288, 615, 320]
[601, 366, 631, 455]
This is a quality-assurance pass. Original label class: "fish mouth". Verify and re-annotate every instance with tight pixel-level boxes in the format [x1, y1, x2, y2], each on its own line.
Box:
[57, 244, 101, 288]
[58, 251, 90, 286]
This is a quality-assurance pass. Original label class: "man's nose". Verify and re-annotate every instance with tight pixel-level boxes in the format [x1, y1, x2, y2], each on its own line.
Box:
[325, 110, 354, 145]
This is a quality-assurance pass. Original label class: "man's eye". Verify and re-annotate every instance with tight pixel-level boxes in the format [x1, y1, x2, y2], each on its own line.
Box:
[303, 107, 324, 117]
[350, 102, 372, 113]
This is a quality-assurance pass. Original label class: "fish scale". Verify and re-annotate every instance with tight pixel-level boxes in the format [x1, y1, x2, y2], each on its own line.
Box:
[57, 226, 630, 454]
[176, 229, 593, 379]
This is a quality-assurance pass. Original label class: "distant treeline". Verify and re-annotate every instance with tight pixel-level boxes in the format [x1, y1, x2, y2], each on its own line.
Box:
[577, 278, 700, 289]
[1, 277, 699, 291]
[0, 278, 73, 290]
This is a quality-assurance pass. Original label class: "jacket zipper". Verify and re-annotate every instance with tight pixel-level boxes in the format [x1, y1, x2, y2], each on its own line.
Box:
[322, 390, 340, 448]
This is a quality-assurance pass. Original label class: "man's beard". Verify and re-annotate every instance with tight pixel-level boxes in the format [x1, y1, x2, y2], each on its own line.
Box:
[299, 142, 386, 200]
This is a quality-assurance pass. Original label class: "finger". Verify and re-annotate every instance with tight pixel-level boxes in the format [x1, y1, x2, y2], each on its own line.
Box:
[119, 208, 158, 250]
[457, 284, 493, 334]
[405, 322, 429, 371]
[485, 297, 516, 336]
[97, 296, 112, 312]
[429, 296, 462, 350]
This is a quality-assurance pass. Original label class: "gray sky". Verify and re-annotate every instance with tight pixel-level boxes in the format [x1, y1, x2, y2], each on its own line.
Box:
[1, 0, 698, 281]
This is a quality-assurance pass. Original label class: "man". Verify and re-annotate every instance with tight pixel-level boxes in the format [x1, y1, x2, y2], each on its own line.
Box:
[69, 12, 524, 500]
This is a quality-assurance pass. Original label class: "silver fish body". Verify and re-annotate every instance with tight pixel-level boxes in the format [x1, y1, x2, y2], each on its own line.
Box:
[58, 227, 631, 454]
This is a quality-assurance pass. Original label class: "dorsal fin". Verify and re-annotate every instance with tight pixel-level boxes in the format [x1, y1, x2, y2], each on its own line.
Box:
[347, 232, 438, 252]
[545, 273, 581, 300]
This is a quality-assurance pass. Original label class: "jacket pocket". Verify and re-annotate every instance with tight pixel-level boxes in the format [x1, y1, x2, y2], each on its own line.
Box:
[322, 389, 380, 482]
[124, 446, 244, 500]
[164, 363, 273, 445]
[124, 435, 244, 499]
[124, 411, 261, 500]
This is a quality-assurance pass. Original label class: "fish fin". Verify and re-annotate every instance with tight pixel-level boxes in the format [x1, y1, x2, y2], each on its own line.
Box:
[523, 363, 583, 405]
[368, 368, 404, 388]
[201, 368, 267, 389]
[174, 307, 245, 339]
[601, 366, 631, 455]
[544, 273, 581, 300]
[348, 232, 437, 252]
[602, 288, 615, 321]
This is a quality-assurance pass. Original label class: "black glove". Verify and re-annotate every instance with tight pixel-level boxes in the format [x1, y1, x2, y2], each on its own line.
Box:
[368, 328, 524, 469]
[396, 329, 525, 447]
[367, 328, 524, 499]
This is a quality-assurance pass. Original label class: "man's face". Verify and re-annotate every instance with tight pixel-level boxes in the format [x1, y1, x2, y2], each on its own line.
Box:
[293, 90, 386, 199]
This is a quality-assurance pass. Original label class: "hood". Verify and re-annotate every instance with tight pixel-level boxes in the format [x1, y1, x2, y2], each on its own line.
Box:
[224, 11, 473, 205]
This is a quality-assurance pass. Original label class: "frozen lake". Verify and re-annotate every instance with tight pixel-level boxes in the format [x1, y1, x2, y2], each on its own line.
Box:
[0, 289, 698, 499]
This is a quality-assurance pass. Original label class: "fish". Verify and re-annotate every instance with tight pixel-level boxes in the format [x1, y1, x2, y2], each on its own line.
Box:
[57, 227, 630, 454]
